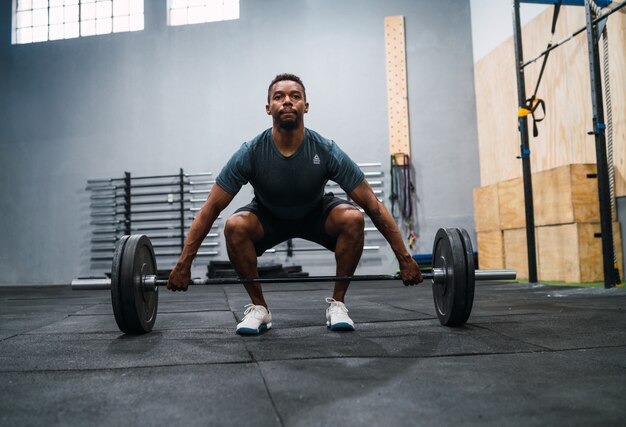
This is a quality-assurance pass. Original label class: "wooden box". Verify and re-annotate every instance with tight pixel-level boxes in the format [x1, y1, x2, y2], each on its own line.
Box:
[537, 222, 623, 283]
[498, 178, 525, 230]
[503, 228, 530, 280]
[473, 184, 500, 232]
[477, 231, 504, 269]
[533, 164, 599, 226]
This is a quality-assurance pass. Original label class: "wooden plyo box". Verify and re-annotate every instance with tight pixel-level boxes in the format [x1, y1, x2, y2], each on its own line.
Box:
[533, 164, 599, 226]
[477, 230, 504, 269]
[473, 184, 500, 232]
[503, 228, 529, 280]
[536, 222, 624, 283]
[498, 178, 525, 230]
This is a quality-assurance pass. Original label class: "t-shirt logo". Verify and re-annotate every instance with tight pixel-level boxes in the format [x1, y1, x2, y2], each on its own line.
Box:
[313, 154, 320, 165]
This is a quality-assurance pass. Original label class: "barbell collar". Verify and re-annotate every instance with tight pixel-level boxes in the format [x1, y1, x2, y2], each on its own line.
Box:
[474, 269, 517, 281]
[72, 278, 112, 290]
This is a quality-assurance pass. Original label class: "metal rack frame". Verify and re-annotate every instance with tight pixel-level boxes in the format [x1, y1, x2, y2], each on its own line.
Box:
[512, 0, 622, 287]
[87, 169, 218, 270]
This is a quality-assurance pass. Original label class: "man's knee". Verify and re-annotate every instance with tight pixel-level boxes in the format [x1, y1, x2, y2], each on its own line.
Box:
[224, 212, 262, 244]
[327, 206, 365, 237]
[345, 208, 365, 238]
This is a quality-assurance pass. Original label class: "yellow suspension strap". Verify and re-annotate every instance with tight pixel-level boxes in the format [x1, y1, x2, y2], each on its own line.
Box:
[518, 97, 546, 138]
[519, 2, 561, 138]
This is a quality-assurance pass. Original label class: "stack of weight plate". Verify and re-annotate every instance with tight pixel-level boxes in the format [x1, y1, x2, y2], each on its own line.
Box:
[207, 261, 309, 279]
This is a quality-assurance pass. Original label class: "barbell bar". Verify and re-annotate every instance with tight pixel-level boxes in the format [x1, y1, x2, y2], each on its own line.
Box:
[91, 233, 220, 243]
[90, 241, 219, 252]
[89, 207, 204, 217]
[86, 164, 381, 186]
[90, 189, 209, 200]
[86, 245, 382, 262]
[90, 198, 207, 209]
[91, 216, 196, 226]
[71, 228, 516, 334]
[89, 250, 219, 262]
[87, 179, 216, 191]
[71, 268, 514, 291]
[87, 172, 213, 185]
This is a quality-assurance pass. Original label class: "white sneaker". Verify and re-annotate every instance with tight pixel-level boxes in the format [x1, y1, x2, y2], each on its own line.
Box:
[236, 304, 272, 335]
[325, 298, 355, 331]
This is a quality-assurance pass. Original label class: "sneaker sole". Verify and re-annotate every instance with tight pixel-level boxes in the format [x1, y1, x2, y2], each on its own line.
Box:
[236, 322, 271, 335]
[327, 322, 355, 331]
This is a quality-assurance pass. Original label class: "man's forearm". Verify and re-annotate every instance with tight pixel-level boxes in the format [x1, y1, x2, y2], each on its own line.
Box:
[365, 201, 413, 266]
[175, 184, 234, 269]
[176, 205, 219, 268]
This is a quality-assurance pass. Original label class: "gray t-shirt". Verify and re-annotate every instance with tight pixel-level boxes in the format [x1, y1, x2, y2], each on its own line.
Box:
[216, 128, 365, 219]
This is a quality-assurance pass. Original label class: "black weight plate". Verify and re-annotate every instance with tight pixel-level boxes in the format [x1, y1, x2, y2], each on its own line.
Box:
[208, 260, 233, 278]
[431, 228, 467, 326]
[118, 235, 158, 334]
[454, 228, 475, 326]
[258, 263, 287, 278]
[213, 269, 238, 278]
[111, 235, 130, 333]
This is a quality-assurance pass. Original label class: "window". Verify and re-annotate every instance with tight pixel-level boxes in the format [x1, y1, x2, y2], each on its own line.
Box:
[168, 0, 239, 27]
[13, 0, 144, 44]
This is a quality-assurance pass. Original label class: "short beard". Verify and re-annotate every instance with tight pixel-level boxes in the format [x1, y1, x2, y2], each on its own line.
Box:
[278, 119, 299, 130]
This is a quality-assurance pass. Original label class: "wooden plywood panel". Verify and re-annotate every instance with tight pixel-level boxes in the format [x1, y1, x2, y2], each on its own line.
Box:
[526, 8, 595, 172]
[504, 228, 529, 280]
[477, 231, 504, 270]
[385, 16, 410, 161]
[474, 7, 626, 197]
[578, 222, 624, 283]
[498, 178, 525, 229]
[537, 224, 581, 282]
[474, 39, 521, 185]
[537, 222, 623, 283]
[570, 163, 600, 222]
[533, 163, 599, 226]
[473, 184, 500, 232]
[533, 165, 575, 226]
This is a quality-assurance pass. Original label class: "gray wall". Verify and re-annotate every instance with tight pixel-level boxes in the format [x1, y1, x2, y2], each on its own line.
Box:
[0, 0, 479, 284]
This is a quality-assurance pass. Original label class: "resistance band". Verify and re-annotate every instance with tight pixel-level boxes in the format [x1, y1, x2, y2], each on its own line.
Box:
[390, 153, 414, 230]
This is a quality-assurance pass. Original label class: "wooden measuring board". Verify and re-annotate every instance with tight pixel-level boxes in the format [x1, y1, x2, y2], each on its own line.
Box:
[385, 15, 411, 164]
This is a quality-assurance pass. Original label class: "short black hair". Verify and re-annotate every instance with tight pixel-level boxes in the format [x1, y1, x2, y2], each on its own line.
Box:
[267, 73, 306, 103]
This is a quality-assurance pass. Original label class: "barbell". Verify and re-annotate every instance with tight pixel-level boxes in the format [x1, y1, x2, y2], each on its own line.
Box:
[71, 228, 516, 334]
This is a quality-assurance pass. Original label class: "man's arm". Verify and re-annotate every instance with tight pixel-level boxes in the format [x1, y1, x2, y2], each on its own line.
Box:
[348, 179, 423, 285]
[167, 184, 234, 291]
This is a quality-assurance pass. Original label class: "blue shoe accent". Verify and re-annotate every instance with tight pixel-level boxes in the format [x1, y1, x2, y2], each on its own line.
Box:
[328, 322, 355, 331]
[236, 323, 268, 335]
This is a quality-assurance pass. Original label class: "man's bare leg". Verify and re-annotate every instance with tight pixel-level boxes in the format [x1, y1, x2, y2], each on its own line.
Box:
[325, 205, 365, 302]
[224, 212, 268, 309]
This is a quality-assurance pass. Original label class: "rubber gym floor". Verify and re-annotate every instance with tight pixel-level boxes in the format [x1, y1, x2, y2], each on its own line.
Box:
[0, 279, 624, 427]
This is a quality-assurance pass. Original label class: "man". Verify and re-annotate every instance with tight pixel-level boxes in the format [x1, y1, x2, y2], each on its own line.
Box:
[167, 73, 422, 335]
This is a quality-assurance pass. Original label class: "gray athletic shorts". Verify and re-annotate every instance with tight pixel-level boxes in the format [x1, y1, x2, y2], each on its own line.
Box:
[233, 193, 355, 256]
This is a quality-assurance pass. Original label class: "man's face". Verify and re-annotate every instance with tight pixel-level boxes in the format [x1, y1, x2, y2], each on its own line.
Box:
[266, 80, 309, 130]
